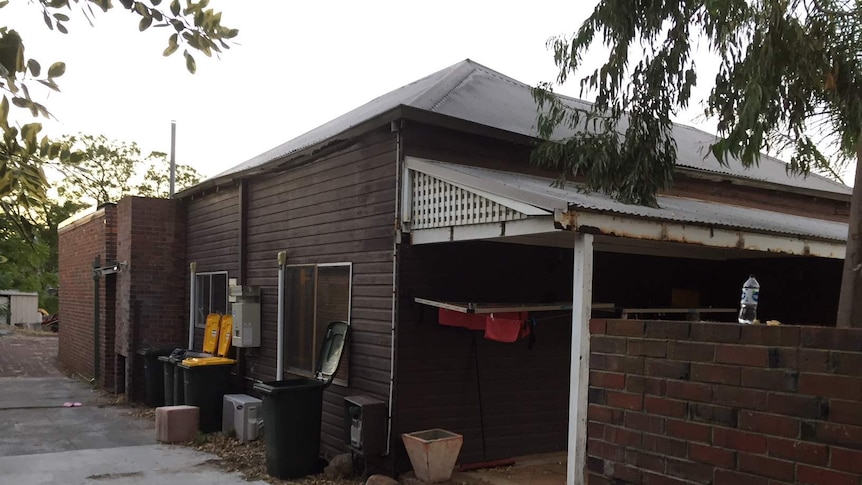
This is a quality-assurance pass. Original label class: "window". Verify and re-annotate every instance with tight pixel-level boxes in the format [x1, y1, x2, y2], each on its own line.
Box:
[284, 263, 351, 385]
[195, 272, 228, 328]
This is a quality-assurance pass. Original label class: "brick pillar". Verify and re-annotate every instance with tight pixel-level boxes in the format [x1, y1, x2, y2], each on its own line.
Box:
[58, 203, 118, 387]
[115, 197, 187, 401]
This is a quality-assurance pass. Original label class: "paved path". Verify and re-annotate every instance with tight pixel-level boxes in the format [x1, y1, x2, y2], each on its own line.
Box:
[0, 332, 61, 377]
[0, 445, 268, 485]
[0, 377, 154, 456]
[0, 331, 266, 484]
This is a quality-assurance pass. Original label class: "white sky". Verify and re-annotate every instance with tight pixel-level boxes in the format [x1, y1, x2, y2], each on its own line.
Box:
[8, 1, 850, 184]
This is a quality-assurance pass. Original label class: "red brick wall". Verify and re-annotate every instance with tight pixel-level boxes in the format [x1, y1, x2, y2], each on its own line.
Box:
[58, 204, 117, 388]
[588, 319, 862, 485]
[115, 197, 187, 400]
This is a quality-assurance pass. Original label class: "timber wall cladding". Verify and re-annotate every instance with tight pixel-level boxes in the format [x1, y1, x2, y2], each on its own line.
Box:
[587, 319, 862, 485]
[183, 127, 398, 457]
[57, 205, 117, 389]
[186, 185, 239, 348]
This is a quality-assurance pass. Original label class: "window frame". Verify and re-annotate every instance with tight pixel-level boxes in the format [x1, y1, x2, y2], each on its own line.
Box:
[194, 271, 229, 329]
[283, 262, 352, 386]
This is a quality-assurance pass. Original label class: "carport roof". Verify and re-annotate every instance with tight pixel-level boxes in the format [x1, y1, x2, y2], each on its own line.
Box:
[194, 59, 850, 198]
[406, 158, 847, 259]
[408, 158, 848, 243]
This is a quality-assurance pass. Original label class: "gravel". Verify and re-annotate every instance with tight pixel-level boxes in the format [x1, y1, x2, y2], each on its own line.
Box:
[185, 433, 365, 485]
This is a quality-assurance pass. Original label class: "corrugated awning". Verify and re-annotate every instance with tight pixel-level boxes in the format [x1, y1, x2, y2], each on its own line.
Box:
[404, 157, 848, 259]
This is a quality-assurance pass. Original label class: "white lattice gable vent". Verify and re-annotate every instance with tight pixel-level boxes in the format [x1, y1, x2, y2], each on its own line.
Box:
[409, 170, 549, 230]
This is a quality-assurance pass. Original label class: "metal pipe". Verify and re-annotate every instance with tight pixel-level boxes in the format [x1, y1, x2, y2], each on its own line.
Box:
[276, 251, 287, 378]
[188, 262, 196, 349]
[92, 256, 101, 383]
[169, 120, 176, 198]
[386, 121, 403, 458]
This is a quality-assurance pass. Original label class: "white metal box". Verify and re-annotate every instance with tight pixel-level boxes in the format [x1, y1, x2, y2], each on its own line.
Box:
[222, 394, 261, 442]
[231, 302, 260, 347]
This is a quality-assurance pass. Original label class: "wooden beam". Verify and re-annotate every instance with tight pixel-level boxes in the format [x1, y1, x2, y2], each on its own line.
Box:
[568, 233, 593, 485]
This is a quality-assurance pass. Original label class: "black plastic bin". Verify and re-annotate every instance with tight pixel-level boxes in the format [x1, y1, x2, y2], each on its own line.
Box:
[179, 360, 234, 432]
[253, 321, 349, 479]
[159, 349, 212, 406]
[136, 347, 175, 407]
[158, 355, 176, 405]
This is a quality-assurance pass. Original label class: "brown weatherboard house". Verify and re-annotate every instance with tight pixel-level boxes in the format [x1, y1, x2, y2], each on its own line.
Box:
[59, 60, 859, 483]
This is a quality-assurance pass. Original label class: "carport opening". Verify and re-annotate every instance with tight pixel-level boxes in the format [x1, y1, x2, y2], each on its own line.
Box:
[398, 238, 843, 468]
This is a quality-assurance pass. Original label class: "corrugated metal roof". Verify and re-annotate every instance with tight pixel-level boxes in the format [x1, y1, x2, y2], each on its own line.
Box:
[210, 59, 851, 196]
[0, 290, 39, 297]
[412, 159, 848, 243]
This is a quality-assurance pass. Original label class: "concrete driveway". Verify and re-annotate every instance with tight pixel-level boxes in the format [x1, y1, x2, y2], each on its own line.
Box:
[0, 332, 267, 485]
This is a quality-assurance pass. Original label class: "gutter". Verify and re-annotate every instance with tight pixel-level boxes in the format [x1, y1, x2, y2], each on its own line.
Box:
[553, 208, 846, 260]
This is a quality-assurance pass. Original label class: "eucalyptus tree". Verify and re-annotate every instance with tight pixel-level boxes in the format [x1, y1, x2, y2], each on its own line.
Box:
[0, 0, 235, 211]
[534, 0, 862, 327]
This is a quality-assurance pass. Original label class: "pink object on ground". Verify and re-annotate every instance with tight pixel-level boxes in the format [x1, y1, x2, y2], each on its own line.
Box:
[155, 405, 199, 443]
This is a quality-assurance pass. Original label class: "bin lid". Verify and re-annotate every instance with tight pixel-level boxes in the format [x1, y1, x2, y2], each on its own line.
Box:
[135, 347, 176, 357]
[202, 313, 221, 354]
[216, 314, 233, 357]
[253, 378, 326, 394]
[315, 321, 350, 382]
[180, 356, 237, 367]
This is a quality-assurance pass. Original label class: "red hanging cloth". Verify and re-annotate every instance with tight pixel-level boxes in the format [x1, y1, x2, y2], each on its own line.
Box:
[484, 312, 529, 343]
[438, 309, 487, 330]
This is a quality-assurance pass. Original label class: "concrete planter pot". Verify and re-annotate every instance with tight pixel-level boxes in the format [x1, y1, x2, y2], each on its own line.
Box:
[401, 429, 463, 483]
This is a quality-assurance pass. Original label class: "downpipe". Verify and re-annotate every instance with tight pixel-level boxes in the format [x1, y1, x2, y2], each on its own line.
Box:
[386, 121, 403, 458]
[188, 262, 197, 349]
[276, 251, 287, 378]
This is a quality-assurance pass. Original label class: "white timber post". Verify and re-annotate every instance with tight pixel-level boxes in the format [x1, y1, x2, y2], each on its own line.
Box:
[568, 232, 593, 485]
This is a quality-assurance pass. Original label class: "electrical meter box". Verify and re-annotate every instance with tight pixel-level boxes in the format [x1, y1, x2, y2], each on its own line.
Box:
[231, 302, 260, 347]
[343, 395, 386, 456]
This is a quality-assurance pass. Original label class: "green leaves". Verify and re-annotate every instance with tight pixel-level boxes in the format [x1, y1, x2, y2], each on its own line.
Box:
[535, 0, 861, 208]
[27, 59, 40, 77]
[0, 0, 235, 208]
[183, 49, 196, 74]
[139, 15, 153, 31]
[0, 96, 8, 129]
[163, 33, 179, 56]
[47, 61, 64, 78]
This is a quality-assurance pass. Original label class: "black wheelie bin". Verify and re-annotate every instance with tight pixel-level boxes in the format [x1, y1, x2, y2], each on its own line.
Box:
[179, 314, 236, 432]
[254, 321, 349, 479]
[136, 347, 176, 407]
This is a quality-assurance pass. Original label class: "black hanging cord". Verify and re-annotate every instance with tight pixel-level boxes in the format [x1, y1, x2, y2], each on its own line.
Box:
[471, 334, 487, 461]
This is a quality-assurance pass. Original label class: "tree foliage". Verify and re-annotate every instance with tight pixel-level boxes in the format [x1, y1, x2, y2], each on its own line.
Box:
[0, 0, 235, 209]
[1, 133, 202, 311]
[0, 198, 85, 313]
[536, 0, 862, 328]
[55, 134, 203, 205]
[533, 0, 861, 206]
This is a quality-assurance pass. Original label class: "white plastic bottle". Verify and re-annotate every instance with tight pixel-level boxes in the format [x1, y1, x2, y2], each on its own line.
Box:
[738, 275, 760, 324]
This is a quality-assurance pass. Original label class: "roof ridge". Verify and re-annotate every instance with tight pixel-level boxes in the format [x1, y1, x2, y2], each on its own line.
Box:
[405, 59, 478, 110]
